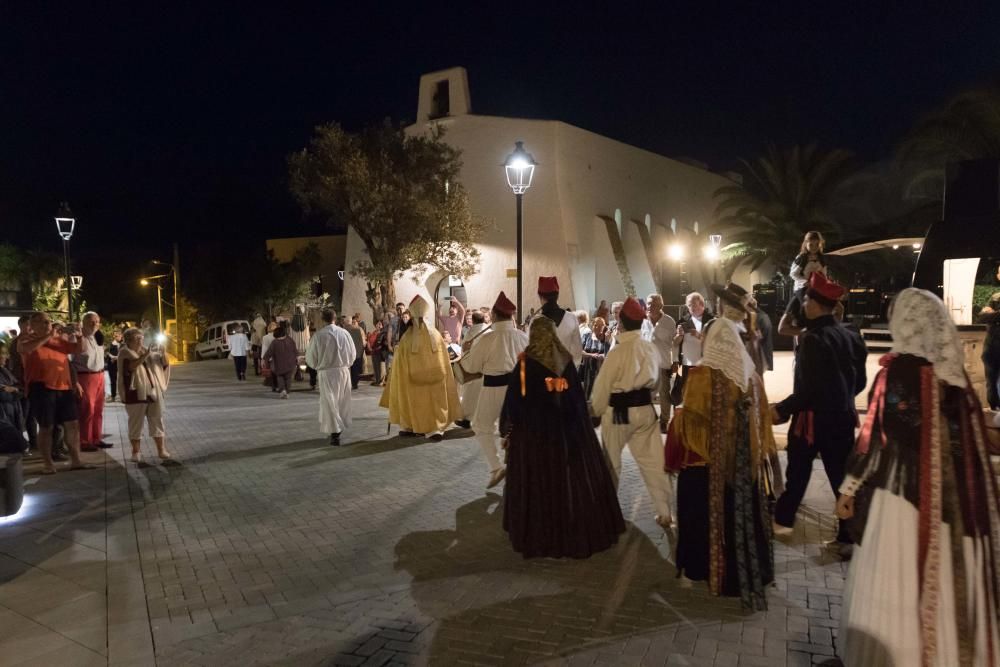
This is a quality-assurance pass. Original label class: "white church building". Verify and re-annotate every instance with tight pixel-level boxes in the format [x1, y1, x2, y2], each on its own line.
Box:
[337, 67, 758, 321]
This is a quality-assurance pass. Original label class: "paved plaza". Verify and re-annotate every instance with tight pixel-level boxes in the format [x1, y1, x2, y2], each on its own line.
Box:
[0, 354, 873, 666]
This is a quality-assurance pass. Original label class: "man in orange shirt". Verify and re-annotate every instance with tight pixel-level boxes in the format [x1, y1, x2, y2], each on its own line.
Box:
[18, 312, 91, 474]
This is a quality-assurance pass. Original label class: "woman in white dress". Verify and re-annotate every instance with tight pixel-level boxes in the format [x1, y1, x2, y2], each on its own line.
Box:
[836, 288, 1000, 666]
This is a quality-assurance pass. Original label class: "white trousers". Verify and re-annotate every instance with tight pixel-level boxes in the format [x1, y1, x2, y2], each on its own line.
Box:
[460, 378, 482, 421]
[472, 385, 506, 472]
[601, 404, 673, 520]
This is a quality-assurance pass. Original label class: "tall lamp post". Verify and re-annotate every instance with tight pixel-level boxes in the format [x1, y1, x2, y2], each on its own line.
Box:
[703, 234, 723, 313]
[55, 203, 76, 318]
[140, 274, 170, 333]
[503, 141, 537, 324]
[152, 259, 178, 335]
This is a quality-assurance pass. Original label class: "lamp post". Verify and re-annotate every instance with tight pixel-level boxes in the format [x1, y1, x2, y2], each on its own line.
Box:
[152, 259, 178, 337]
[140, 274, 170, 333]
[503, 141, 537, 324]
[55, 203, 76, 318]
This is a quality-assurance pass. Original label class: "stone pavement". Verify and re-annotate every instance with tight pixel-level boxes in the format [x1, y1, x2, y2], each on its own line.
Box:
[0, 352, 877, 666]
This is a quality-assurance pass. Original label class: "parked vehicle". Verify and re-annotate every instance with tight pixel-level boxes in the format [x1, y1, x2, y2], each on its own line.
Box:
[194, 320, 250, 360]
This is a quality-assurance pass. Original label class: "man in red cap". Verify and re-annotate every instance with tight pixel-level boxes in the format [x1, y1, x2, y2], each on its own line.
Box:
[771, 272, 868, 552]
[527, 276, 583, 367]
[458, 291, 528, 488]
[591, 296, 673, 528]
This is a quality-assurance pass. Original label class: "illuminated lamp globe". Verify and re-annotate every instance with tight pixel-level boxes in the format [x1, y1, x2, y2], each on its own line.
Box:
[503, 141, 537, 195]
[667, 243, 686, 262]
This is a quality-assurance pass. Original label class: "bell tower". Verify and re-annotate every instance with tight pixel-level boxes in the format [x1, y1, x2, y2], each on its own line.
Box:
[416, 67, 471, 123]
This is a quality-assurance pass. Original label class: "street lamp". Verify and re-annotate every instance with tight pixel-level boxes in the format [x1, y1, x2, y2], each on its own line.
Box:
[152, 259, 178, 339]
[140, 274, 170, 333]
[503, 141, 537, 324]
[55, 203, 76, 318]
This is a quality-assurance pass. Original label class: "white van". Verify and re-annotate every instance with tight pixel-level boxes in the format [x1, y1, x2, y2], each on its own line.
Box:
[194, 320, 250, 360]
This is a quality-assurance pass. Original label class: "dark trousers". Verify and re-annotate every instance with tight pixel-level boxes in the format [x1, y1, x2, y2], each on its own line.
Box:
[233, 355, 248, 380]
[307, 366, 317, 388]
[350, 357, 363, 389]
[275, 372, 292, 393]
[251, 345, 261, 376]
[20, 398, 36, 449]
[774, 411, 855, 543]
[371, 352, 384, 384]
[108, 362, 118, 399]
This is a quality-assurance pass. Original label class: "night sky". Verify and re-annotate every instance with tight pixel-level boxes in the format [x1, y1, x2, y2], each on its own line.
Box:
[2, 3, 999, 312]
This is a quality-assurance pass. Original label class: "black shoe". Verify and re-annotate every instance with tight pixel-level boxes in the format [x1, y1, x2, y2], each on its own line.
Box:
[351, 385, 359, 390]
[399, 430, 416, 437]
[51, 452, 68, 462]
[97, 441, 114, 449]
[430, 433, 443, 442]
[454, 420, 471, 429]
[329, 433, 341, 446]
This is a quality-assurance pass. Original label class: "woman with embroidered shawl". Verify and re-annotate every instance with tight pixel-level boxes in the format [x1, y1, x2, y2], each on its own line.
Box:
[379, 295, 462, 439]
[836, 288, 1000, 666]
[500, 317, 625, 559]
[665, 283, 776, 610]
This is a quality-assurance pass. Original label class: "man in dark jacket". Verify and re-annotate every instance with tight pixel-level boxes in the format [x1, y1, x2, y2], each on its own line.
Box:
[771, 272, 868, 547]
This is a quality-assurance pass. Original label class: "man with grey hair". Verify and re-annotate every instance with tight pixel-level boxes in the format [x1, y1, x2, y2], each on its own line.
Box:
[644, 293, 677, 431]
[72, 311, 111, 451]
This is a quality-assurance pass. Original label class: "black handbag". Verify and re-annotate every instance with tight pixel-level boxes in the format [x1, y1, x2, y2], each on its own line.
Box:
[669, 370, 685, 406]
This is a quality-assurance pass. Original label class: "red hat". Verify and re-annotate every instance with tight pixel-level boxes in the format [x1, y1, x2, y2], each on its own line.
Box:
[807, 272, 845, 306]
[537, 276, 560, 294]
[492, 291, 517, 317]
[620, 296, 646, 321]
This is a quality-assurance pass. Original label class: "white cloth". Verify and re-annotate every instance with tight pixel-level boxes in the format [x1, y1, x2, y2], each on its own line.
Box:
[590, 330, 659, 417]
[228, 332, 250, 357]
[839, 488, 986, 667]
[889, 288, 968, 388]
[261, 333, 275, 358]
[306, 324, 356, 434]
[461, 320, 528, 472]
[648, 314, 677, 369]
[699, 316, 755, 392]
[252, 316, 267, 340]
[459, 322, 490, 420]
[680, 315, 707, 365]
[460, 321, 528, 377]
[601, 404, 672, 519]
[118, 347, 170, 402]
[591, 329, 670, 520]
[72, 333, 105, 373]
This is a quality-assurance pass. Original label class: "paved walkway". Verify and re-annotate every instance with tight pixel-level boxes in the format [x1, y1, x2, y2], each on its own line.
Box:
[0, 353, 873, 666]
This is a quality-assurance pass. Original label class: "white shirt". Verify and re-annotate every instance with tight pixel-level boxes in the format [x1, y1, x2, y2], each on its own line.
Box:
[648, 314, 677, 369]
[228, 332, 250, 357]
[460, 320, 528, 377]
[305, 324, 355, 371]
[590, 329, 660, 416]
[72, 334, 105, 373]
[681, 315, 705, 366]
[261, 332, 275, 358]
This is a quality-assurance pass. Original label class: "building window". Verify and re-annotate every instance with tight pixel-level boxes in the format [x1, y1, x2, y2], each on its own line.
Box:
[431, 80, 450, 119]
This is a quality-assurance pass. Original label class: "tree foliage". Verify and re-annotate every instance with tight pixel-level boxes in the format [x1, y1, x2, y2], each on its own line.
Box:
[897, 85, 1000, 200]
[184, 243, 321, 323]
[712, 144, 857, 273]
[288, 120, 486, 320]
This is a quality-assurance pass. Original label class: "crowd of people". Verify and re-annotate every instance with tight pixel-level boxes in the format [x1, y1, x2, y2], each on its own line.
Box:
[2, 228, 998, 665]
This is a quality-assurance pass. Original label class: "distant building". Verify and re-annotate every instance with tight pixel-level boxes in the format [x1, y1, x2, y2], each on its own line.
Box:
[317, 67, 768, 321]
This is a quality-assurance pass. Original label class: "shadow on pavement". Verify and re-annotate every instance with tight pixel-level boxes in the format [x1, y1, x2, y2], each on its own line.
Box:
[384, 494, 753, 663]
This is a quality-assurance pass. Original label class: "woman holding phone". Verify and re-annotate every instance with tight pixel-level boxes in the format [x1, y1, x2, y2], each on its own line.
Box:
[118, 327, 171, 463]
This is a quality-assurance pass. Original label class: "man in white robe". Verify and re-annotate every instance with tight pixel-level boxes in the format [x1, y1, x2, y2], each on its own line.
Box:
[305, 309, 354, 446]
[526, 276, 583, 367]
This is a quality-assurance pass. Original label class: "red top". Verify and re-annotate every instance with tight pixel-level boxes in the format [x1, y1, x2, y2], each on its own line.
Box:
[22, 338, 77, 391]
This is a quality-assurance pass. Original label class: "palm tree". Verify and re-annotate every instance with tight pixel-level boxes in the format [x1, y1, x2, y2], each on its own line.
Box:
[897, 85, 1000, 200]
[713, 144, 856, 274]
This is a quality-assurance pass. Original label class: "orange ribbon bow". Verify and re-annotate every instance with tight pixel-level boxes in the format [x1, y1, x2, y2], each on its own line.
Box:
[545, 377, 569, 393]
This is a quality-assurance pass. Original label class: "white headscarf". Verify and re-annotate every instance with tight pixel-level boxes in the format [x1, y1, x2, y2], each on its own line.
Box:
[699, 309, 756, 392]
[889, 288, 967, 388]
